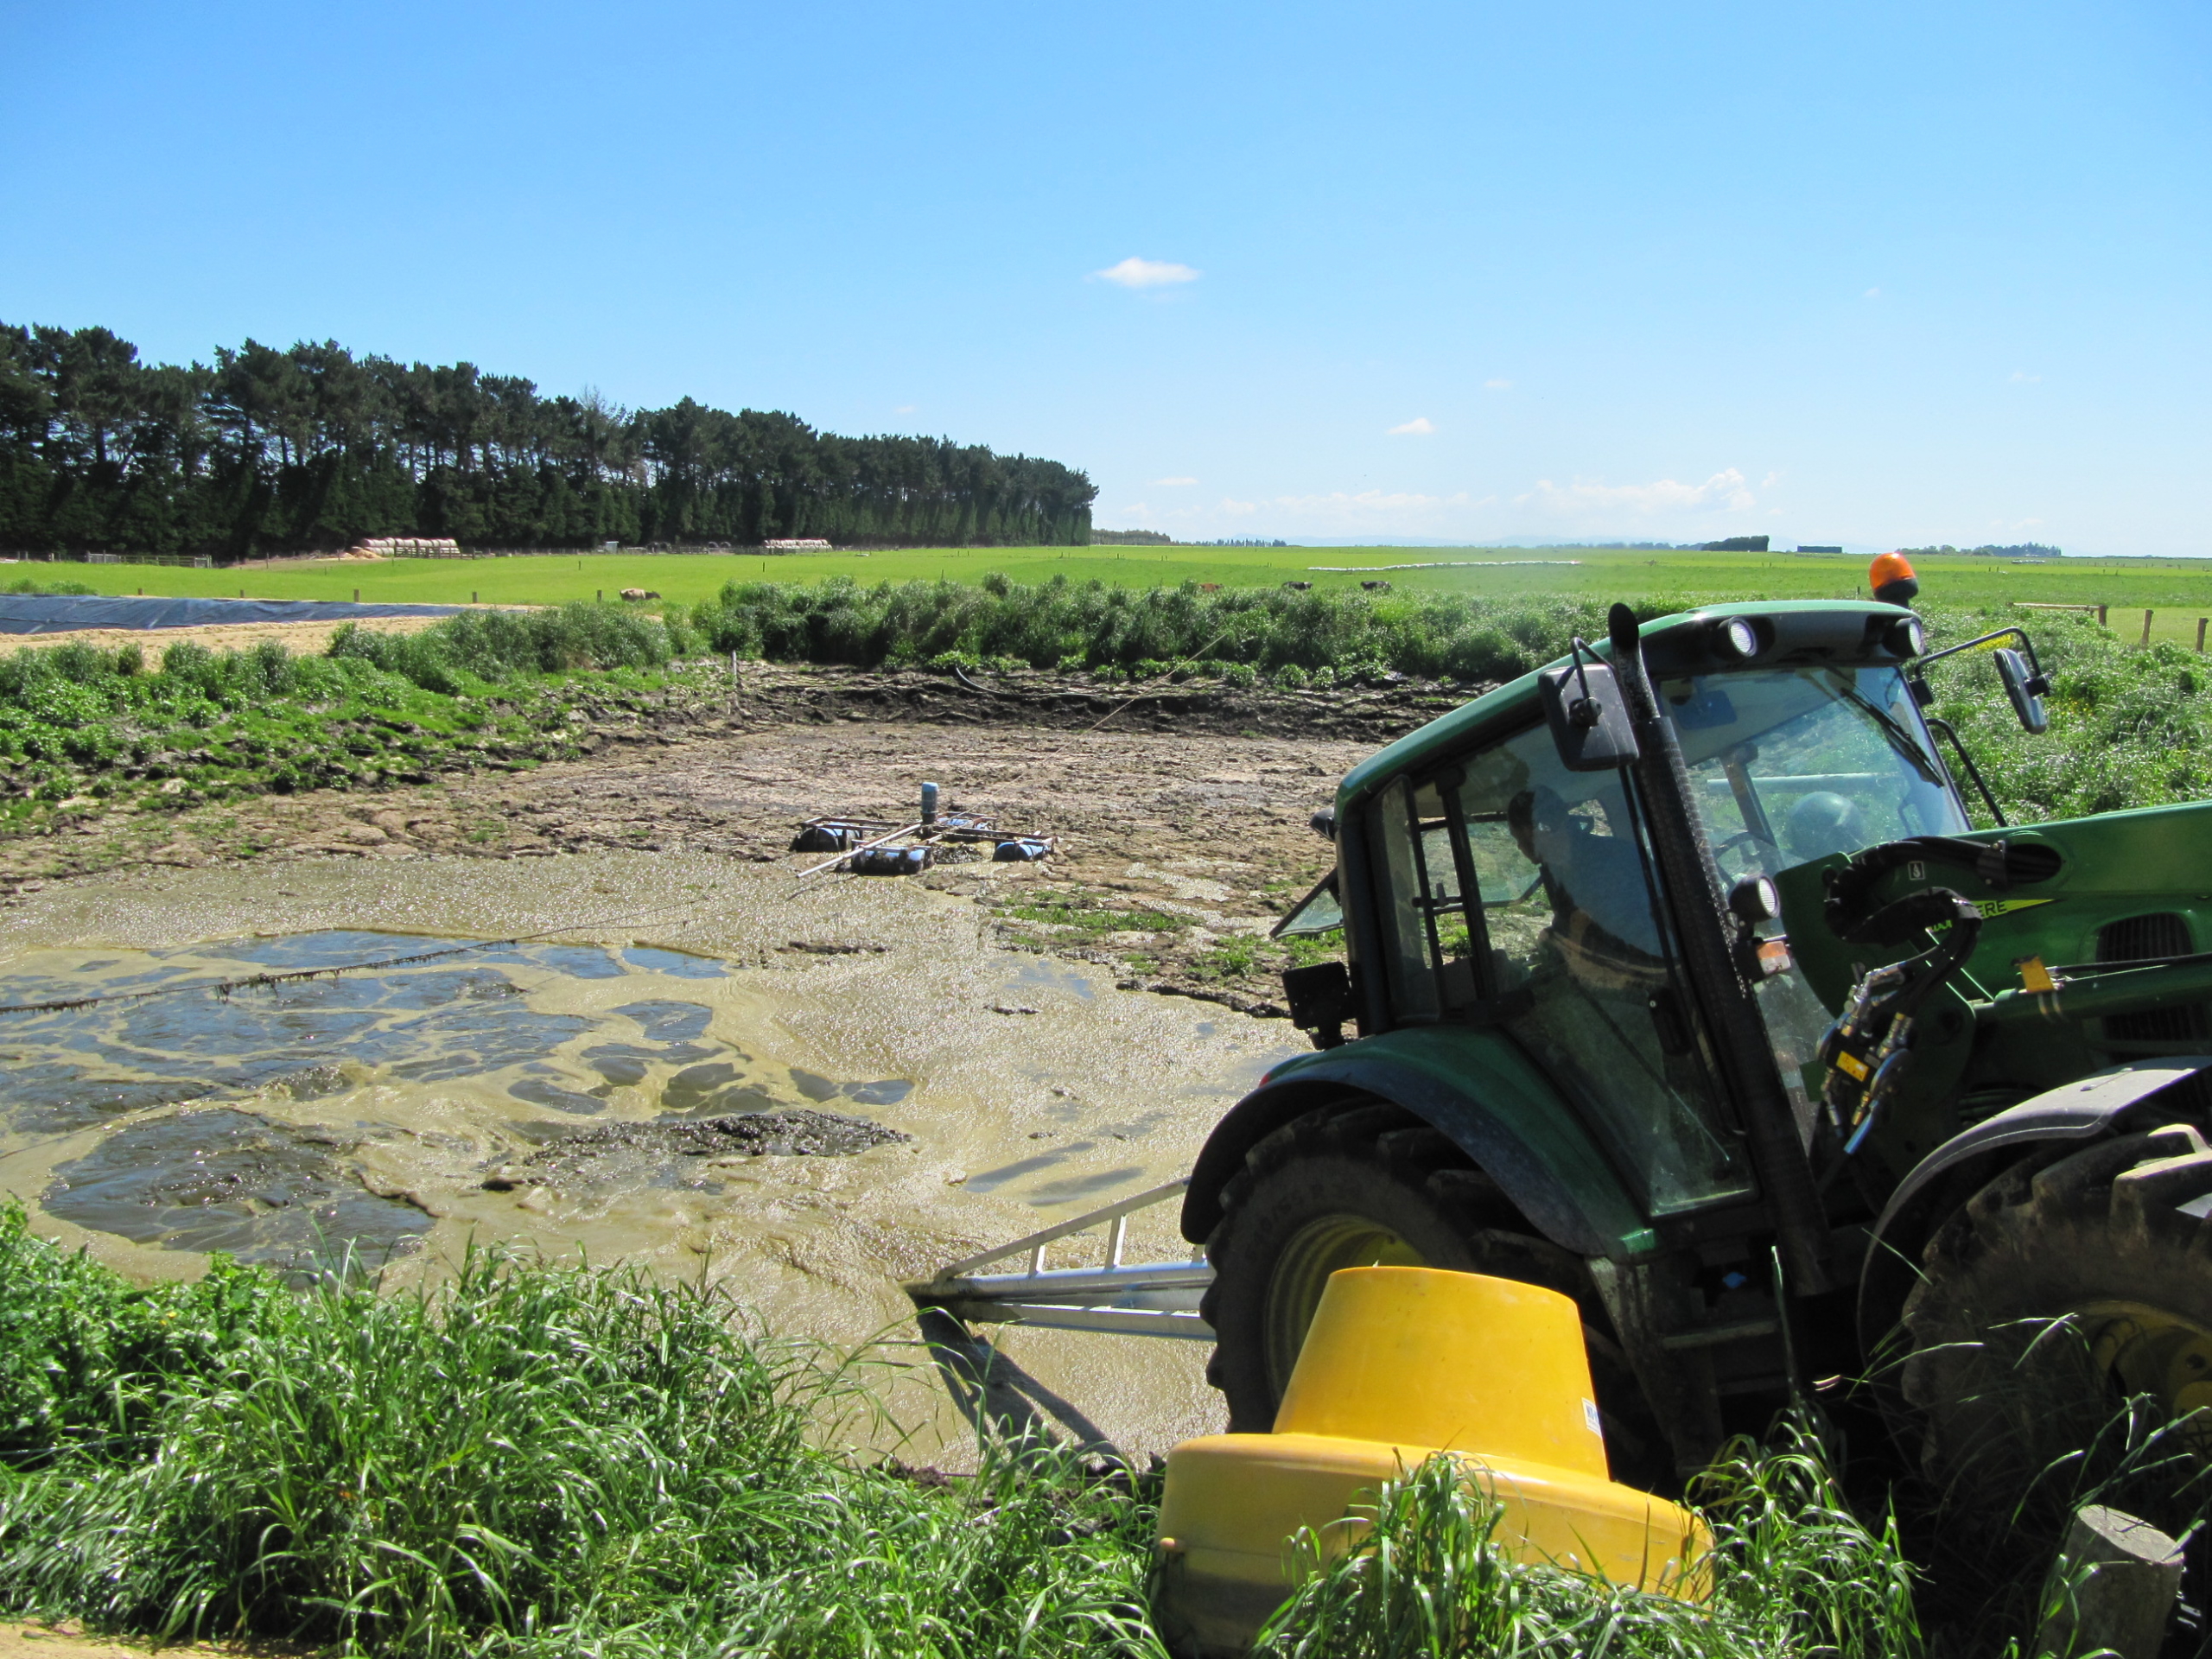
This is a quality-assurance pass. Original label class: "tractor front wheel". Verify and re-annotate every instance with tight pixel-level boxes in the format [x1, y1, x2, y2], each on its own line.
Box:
[1900, 1121, 2212, 1503]
[1198, 1098, 1661, 1480]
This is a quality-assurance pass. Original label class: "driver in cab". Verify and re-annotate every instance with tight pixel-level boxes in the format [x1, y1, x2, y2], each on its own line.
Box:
[1506, 782, 1668, 987]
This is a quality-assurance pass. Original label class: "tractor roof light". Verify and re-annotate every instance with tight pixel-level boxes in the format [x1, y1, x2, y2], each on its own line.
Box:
[1711, 616, 1764, 662]
[1885, 616, 1928, 658]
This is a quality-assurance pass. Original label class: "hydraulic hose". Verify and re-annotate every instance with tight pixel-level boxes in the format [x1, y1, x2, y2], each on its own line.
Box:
[1818, 890, 1983, 1160]
[1605, 605, 1834, 1294]
[1977, 954, 2212, 1029]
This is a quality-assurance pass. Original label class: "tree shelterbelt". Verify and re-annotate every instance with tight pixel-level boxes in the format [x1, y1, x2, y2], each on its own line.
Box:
[0, 323, 1096, 556]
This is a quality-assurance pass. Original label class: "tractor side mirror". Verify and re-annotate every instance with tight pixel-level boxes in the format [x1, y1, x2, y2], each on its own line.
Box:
[1539, 659, 1640, 772]
[1994, 648, 2050, 734]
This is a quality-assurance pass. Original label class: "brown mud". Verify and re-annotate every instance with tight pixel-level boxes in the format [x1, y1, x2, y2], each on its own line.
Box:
[0, 663, 1460, 1007]
[0, 667, 1464, 1461]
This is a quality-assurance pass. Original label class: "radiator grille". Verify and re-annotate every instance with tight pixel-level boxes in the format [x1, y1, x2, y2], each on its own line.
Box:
[2097, 912, 2209, 1043]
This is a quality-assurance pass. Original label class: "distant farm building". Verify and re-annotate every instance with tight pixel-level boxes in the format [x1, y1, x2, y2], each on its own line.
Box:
[346, 537, 466, 558]
[762, 538, 834, 552]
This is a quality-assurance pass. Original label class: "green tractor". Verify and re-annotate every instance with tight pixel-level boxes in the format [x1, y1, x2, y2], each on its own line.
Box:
[1193, 585, 2212, 1491]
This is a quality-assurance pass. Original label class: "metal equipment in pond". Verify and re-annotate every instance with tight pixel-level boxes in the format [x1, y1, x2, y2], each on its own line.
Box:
[790, 782, 1058, 876]
[912, 551, 2212, 1652]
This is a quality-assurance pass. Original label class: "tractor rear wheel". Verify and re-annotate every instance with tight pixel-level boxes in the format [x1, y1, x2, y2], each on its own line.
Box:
[1900, 1121, 2212, 1504]
[1198, 1098, 1662, 1481]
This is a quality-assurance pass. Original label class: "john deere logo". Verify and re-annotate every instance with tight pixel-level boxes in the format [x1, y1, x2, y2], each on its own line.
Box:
[1974, 898, 2056, 920]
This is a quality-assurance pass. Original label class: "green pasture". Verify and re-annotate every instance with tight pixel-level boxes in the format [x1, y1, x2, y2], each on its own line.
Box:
[27, 544, 2212, 642]
[17, 542, 2212, 606]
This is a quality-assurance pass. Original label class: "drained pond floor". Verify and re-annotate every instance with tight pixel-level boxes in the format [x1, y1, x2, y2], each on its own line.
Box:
[0, 852, 1304, 1464]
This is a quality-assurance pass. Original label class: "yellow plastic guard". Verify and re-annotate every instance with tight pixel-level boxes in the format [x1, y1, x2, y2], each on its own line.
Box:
[1154, 1268, 1708, 1656]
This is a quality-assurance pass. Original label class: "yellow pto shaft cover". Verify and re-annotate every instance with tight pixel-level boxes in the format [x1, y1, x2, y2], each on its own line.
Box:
[1154, 1268, 1708, 1655]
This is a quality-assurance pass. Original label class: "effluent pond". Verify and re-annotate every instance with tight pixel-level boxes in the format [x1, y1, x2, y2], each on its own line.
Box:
[0, 853, 1300, 1459]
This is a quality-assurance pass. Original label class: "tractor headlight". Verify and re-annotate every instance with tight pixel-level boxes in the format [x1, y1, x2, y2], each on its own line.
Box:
[1711, 617, 1763, 662]
[1885, 617, 1928, 658]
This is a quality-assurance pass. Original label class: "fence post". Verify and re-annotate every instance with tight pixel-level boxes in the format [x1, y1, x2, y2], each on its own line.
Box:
[2099, 604, 2109, 628]
[2197, 618, 2206, 654]
[2142, 609, 2154, 645]
[2037, 1505, 2183, 1659]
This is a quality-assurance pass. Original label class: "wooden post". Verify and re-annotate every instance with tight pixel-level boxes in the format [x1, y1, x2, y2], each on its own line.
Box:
[2196, 617, 2206, 653]
[2037, 1505, 2183, 1659]
[2099, 604, 2109, 627]
[2142, 609, 2154, 645]
[353, 588, 360, 602]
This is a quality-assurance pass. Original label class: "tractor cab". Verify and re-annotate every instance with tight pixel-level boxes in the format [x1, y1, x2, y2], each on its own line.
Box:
[1274, 601, 1967, 1222]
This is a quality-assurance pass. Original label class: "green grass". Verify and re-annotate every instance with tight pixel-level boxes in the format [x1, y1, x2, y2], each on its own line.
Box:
[0, 602, 690, 821]
[23, 544, 2212, 620]
[0, 1205, 1163, 1659]
[998, 893, 1196, 942]
[0, 1206, 1939, 1659]
[1252, 1431, 1917, 1659]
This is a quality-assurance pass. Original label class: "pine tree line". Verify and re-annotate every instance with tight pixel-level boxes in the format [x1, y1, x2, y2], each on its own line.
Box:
[0, 324, 1096, 557]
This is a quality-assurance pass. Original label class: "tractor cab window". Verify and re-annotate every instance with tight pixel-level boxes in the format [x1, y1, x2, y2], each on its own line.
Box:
[1369, 775, 1478, 1022]
[1366, 727, 1752, 1216]
[1660, 664, 1968, 883]
[1659, 664, 1970, 1141]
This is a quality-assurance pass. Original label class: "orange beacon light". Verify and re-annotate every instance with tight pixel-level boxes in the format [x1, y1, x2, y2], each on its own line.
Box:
[1870, 551, 1919, 607]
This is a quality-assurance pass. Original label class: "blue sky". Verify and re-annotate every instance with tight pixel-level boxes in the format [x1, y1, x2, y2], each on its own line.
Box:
[3, 1, 2206, 552]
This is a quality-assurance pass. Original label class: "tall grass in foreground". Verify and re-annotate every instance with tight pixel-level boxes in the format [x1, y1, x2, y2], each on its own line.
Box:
[0, 1201, 1947, 1659]
[1252, 1427, 1918, 1659]
[0, 1206, 1161, 1658]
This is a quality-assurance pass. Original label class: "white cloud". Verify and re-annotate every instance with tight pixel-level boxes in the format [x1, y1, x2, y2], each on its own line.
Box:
[1864, 286, 1882, 299]
[1762, 471, 1783, 488]
[893, 404, 916, 414]
[1151, 475, 1198, 486]
[2010, 370, 2042, 384]
[1517, 468, 1757, 517]
[1094, 257, 1200, 289]
[1387, 416, 1436, 436]
[1484, 378, 1512, 391]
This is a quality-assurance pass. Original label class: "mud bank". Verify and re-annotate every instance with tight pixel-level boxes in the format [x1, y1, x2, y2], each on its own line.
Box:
[0, 851, 1308, 1463]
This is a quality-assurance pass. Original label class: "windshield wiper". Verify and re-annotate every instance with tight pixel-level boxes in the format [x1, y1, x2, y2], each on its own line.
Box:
[1834, 681, 1945, 786]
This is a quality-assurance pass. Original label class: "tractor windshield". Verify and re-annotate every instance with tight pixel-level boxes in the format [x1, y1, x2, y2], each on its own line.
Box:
[1657, 664, 1969, 878]
[1659, 662, 1969, 1140]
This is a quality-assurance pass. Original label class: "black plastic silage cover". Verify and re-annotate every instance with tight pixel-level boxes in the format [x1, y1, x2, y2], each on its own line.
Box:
[0, 595, 463, 634]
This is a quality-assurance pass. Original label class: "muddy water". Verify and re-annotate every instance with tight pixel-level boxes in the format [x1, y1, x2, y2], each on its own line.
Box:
[0, 851, 1303, 1462]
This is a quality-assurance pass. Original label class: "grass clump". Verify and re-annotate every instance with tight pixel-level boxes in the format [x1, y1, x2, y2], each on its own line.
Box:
[1253, 1425, 1917, 1659]
[684, 575, 1632, 686]
[0, 602, 694, 822]
[0, 1205, 1162, 1658]
[999, 892, 1197, 940]
[327, 601, 682, 693]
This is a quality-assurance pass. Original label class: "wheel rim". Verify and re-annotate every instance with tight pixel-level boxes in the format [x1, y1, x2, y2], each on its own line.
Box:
[1262, 1213, 1427, 1396]
[2082, 1300, 2212, 1445]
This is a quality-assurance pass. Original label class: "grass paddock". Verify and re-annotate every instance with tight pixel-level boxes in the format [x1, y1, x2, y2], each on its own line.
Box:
[17, 545, 2212, 635]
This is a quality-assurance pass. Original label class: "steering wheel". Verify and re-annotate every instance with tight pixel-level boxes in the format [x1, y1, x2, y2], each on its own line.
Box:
[1710, 830, 1781, 877]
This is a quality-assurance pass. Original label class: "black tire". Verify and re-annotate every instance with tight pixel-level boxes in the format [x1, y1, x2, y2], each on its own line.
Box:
[1198, 1097, 1663, 1483]
[1900, 1121, 2212, 1506]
